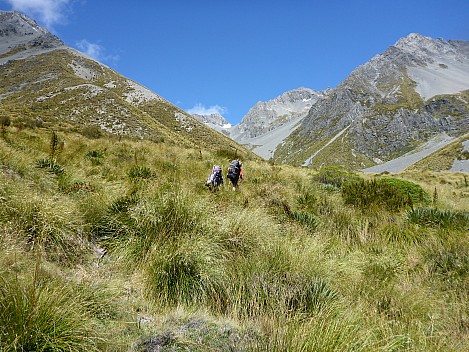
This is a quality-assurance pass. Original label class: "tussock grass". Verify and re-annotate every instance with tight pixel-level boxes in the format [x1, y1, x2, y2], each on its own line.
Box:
[0, 271, 101, 352]
[1, 125, 468, 350]
[145, 235, 227, 306]
[251, 307, 371, 352]
[0, 182, 90, 264]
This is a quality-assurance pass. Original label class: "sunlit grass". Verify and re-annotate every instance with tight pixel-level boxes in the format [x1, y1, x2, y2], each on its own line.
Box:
[0, 125, 467, 350]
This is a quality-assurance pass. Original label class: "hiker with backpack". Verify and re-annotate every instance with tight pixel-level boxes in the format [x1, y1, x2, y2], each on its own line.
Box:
[227, 159, 242, 191]
[206, 165, 224, 192]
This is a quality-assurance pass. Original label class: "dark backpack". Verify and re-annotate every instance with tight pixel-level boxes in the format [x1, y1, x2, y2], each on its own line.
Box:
[228, 160, 241, 178]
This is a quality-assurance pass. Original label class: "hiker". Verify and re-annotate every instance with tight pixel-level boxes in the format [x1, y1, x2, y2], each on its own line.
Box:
[227, 159, 242, 191]
[206, 165, 224, 192]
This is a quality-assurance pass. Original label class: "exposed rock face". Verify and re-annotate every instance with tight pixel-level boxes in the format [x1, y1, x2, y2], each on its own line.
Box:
[0, 11, 50, 37]
[274, 33, 469, 167]
[192, 113, 231, 132]
[231, 87, 326, 141]
[0, 11, 64, 60]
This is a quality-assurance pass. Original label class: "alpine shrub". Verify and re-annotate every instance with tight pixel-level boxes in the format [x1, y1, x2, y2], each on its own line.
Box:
[380, 178, 430, 204]
[342, 178, 412, 211]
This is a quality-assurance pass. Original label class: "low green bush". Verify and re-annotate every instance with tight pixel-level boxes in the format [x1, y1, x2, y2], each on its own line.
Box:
[342, 178, 428, 211]
[380, 177, 430, 204]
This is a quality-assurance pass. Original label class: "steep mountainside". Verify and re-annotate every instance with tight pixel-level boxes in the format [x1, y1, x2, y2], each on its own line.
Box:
[273, 33, 469, 169]
[230, 87, 326, 141]
[0, 11, 249, 154]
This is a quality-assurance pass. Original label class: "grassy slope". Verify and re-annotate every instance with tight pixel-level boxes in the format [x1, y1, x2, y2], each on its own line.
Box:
[0, 49, 251, 154]
[0, 124, 468, 351]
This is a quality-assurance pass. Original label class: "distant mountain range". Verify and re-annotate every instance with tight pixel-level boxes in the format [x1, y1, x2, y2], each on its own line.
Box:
[194, 33, 469, 172]
[0, 11, 251, 157]
[2, 11, 467, 172]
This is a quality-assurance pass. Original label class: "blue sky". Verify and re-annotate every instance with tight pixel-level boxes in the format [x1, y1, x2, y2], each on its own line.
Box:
[1, 0, 468, 124]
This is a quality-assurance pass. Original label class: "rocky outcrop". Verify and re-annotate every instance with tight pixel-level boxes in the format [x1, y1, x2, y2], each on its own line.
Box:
[192, 113, 231, 130]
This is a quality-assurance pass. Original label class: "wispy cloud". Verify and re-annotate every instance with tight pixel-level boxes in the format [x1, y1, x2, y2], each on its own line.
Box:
[187, 104, 227, 116]
[76, 39, 120, 66]
[4, 0, 72, 30]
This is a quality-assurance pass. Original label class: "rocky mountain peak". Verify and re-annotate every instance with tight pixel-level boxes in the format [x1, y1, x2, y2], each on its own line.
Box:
[0, 11, 50, 36]
[393, 32, 463, 61]
[0, 10, 64, 59]
[394, 33, 431, 48]
[272, 33, 469, 168]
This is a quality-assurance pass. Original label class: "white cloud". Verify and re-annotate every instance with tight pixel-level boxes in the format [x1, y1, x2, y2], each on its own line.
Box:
[187, 104, 227, 116]
[76, 39, 120, 66]
[4, 0, 72, 30]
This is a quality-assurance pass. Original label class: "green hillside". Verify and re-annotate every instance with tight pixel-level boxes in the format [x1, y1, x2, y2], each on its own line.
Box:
[0, 48, 251, 154]
[1, 123, 468, 351]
